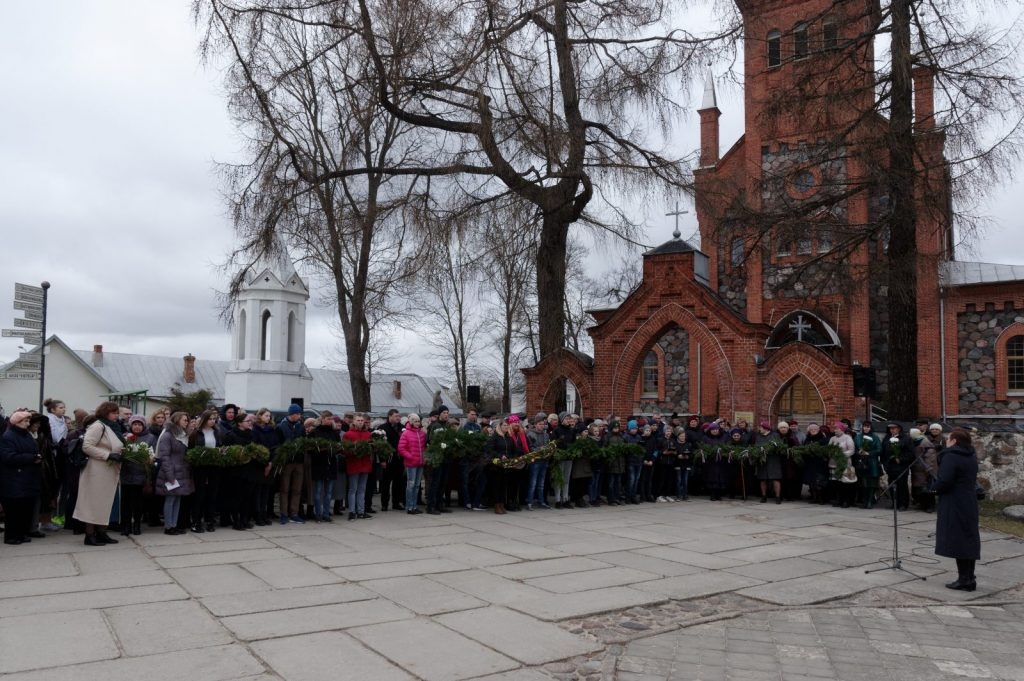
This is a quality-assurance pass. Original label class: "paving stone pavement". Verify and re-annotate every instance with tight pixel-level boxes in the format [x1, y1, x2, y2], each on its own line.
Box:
[0, 499, 1020, 680]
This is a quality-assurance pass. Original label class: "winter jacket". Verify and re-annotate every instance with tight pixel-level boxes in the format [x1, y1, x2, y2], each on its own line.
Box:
[342, 428, 373, 475]
[120, 431, 156, 486]
[526, 429, 550, 452]
[934, 445, 980, 560]
[0, 426, 41, 498]
[398, 422, 427, 468]
[155, 430, 194, 496]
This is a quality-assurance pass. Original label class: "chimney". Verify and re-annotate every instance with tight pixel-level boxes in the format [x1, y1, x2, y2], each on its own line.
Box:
[92, 344, 103, 367]
[698, 69, 721, 167]
[393, 380, 402, 399]
[183, 354, 196, 384]
[912, 64, 935, 132]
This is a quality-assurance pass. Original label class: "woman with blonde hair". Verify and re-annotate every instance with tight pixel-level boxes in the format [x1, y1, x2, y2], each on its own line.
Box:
[74, 401, 124, 546]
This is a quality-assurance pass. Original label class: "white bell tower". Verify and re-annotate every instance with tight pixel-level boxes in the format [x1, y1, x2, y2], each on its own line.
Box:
[223, 248, 313, 410]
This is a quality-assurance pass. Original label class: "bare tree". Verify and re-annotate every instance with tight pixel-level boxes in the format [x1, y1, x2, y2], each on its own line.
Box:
[200, 2, 425, 411]
[703, 0, 1024, 417]
[418, 222, 486, 404]
[480, 200, 538, 412]
[195, 0, 739, 371]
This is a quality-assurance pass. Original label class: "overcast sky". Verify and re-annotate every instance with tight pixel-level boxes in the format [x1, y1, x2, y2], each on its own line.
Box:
[1, 2, 1022, 371]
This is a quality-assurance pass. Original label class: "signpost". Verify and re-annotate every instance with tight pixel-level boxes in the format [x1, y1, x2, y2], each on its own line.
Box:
[2, 282, 49, 410]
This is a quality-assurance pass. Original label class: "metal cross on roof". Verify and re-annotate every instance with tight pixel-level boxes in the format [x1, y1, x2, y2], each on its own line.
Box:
[666, 202, 688, 239]
[789, 314, 812, 342]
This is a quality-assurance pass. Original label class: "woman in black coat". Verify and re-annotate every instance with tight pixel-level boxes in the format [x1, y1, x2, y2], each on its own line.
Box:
[933, 429, 981, 591]
[0, 410, 42, 544]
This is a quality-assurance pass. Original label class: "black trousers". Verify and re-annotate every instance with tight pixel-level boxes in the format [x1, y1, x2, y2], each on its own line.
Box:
[121, 484, 145, 526]
[380, 459, 406, 509]
[364, 461, 381, 511]
[2, 496, 34, 542]
[192, 468, 221, 524]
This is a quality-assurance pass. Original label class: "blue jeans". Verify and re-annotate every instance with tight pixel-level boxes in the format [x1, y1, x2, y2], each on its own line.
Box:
[163, 496, 181, 529]
[627, 463, 642, 499]
[405, 466, 424, 510]
[313, 479, 334, 519]
[676, 468, 690, 499]
[347, 472, 368, 515]
[526, 462, 548, 506]
[588, 466, 604, 504]
[608, 473, 622, 502]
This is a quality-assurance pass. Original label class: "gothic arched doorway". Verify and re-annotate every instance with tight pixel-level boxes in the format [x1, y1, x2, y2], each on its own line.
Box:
[773, 375, 824, 426]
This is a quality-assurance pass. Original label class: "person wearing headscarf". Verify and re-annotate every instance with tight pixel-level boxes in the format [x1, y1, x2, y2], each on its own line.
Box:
[754, 421, 784, 503]
[0, 410, 42, 544]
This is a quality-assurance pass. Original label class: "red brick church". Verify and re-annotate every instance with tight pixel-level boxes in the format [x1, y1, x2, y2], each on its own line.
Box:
[524, 0, 1024, 426]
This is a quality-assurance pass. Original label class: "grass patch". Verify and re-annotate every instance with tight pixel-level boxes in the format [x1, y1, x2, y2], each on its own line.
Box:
[979, 499, 1024, 539]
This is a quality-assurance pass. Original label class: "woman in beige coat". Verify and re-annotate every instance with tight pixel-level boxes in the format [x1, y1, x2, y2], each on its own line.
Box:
[74, 401, 124, 546]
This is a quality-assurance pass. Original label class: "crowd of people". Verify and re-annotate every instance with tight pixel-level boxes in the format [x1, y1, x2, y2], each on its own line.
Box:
[0, 400, 981, 589]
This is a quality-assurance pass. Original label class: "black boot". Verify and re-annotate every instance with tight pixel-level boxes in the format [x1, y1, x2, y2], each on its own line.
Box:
[84, 534, 105, 547]
[96, 531, 118, 544]
[132, 520, 142, 535]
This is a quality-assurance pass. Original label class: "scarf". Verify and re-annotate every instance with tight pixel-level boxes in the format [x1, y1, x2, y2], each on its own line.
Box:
[103, 417, 126, 445]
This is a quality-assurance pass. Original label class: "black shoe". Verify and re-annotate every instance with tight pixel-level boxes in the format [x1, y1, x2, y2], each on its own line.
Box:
[84, 535, 105, 546]
[426, 508, 441, 515]
[348, 512, 356, 521]
[760, 496, 767, 503]
[206, 522, 216, 533]
[97, 532, 118, 544]
[946, 578, 977, 592]
[232, 523, 247, 531]
[438, 507, 451, 513]
[357, 513, 372, 519]
[4, 539, 23, 545]
[132, 521, 142, 535]
[27, 531, 45, 539]
[164, 528, 178, 535]
[394, 503, 405, 511]
[365, 507, 377, 514]
[776, 497, 782, 504]
[191, 524, 205, 533]
[407, 509, 423, 515]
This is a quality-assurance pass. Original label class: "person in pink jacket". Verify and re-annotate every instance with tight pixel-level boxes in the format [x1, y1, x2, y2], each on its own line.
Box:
[398, 414, 426, 515]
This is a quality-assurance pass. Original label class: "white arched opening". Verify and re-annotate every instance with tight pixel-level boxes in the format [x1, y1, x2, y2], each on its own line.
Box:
[260, 309, 272, 360]
[237, 309, 247, 360]
[287, 311, 297, 362]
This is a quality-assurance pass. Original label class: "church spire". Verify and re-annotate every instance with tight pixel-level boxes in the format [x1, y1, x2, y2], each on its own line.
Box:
[698, 67, 721, 168]
[700, 67, 718, 110]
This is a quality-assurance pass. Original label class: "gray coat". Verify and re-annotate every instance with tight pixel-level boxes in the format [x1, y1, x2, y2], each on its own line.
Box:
[155, 430, 195, 496]
[933, 445, 980, 560]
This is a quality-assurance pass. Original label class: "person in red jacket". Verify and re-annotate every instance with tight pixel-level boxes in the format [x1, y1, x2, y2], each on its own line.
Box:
[343, 414, 373, 520]
[398, 414, 426, 515]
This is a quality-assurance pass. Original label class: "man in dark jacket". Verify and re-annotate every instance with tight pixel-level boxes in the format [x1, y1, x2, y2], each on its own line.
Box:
[0, 410, 42, 544]
[380, 409, 406, 511]
[277, 404, 307, 524]
[881, 422, 914, 511]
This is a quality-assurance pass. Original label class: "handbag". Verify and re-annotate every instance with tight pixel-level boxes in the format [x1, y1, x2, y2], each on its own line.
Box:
[68, 437, 88, 470]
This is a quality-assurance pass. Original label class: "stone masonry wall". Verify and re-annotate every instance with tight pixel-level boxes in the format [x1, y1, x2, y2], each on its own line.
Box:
[637, 327, 690, 414]
[958, 307, 1024, 414]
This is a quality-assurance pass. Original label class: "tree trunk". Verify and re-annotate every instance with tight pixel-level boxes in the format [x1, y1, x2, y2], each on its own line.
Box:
[886, 0, 919, 420]
[346, 333, 372, 412]
[536, 211, 570, 358]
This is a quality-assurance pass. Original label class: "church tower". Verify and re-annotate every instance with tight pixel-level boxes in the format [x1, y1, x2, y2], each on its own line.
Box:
[223, 249, 313, 410]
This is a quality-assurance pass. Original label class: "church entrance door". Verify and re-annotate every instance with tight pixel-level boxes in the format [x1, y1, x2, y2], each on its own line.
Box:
[774, 375, 824, 427]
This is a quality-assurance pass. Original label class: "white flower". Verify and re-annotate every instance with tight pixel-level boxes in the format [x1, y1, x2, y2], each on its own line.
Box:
[889, 437, 900, 444]
[440, 443, 448, 450]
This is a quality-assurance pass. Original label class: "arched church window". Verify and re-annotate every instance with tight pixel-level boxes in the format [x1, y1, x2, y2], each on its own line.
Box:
[287, 311, 297, 362]
[767, 30, 781, 68]
[260, 310, 272, 361]
[765, 310, 841, 350]
[1008, 335, 1024, 391]
[641, 351, 659, 397]
[238, 309, 247, 360]
[730, 237, 745, 266]
[794, 23, 809, 60]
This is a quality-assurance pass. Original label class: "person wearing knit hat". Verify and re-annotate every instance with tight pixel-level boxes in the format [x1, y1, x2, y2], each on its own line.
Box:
[120, 414, 158, 536]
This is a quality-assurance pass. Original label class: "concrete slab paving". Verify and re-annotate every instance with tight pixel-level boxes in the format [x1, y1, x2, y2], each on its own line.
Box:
[362, 575, 487, 614]
[436, 605, 603, 664]
[220, 597, 413, 640]
[241, 557, 342, 588]
[0, 610, 119, 673]
[105, 599, 233, 656]
[251, 631, 413, 681]
[350, 618, 519, 681]
[0, 498, 1020, 681]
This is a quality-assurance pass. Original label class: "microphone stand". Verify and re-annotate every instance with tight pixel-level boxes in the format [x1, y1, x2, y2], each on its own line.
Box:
[864, 447, 928, 580]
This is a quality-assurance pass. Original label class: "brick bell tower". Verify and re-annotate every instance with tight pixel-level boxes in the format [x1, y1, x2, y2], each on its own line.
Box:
[695, 0, 951, 418]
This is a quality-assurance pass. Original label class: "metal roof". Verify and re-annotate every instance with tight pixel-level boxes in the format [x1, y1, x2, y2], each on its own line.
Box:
[68, 346, 458, 415]
[940, 261, 1024, 287]
[644, 237, 700, 256]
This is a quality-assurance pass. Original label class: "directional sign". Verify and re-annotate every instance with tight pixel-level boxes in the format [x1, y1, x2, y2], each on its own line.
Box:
[14, 283, 44, 301]
[16, 353, 41, 367]
[0, 371, 41, 380]
[13, 318, 43, 330]
[15, 307, 43, 321]
[2, 329, 42, 343]
[13, 300, 42, 312]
